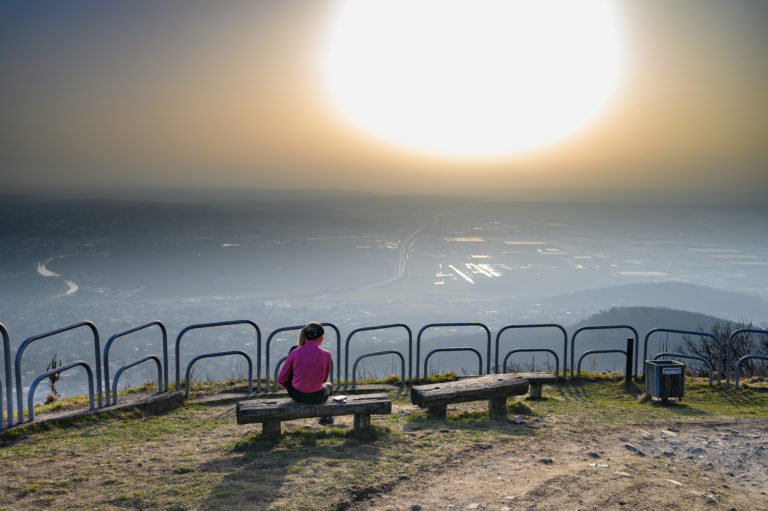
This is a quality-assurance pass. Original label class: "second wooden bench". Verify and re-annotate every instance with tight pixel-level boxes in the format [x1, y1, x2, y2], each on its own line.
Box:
[410, 373, 529, 419]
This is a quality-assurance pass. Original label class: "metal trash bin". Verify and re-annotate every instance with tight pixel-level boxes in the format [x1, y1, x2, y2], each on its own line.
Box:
[645, 360, 685, 401]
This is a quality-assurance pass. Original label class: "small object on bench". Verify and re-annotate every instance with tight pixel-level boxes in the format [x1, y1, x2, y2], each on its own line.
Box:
[236, 393, 391, 434]
[514, 372, 557, 399]
[410, 374, 528, 419]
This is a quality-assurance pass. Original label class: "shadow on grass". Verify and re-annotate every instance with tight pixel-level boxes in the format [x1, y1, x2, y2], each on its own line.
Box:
[197, 426, 390, 509]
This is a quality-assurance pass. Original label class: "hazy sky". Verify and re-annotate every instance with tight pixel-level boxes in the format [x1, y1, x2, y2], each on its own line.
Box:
[1, 0, 767, 199]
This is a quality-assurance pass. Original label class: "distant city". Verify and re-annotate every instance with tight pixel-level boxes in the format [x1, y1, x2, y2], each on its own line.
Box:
[2, 193, 766, 399]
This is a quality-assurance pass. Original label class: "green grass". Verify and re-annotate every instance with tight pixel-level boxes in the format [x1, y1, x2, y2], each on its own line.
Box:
[1, 373, 766, 510]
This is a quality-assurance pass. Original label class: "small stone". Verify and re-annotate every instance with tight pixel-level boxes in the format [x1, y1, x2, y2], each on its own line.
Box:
[587, 451, 600, 458]
[705, 494, 719, 505]
[624, 444, 646, 456]
[660, 429, 677, 437]
[408, 505, 422, 511]
[501, 507, 511, 511]
[688, 447, 705, 455]
[264, 497, 272, 503]
[513, 417, 525, 424]
[539, 458, 553, 465]
[663, 451, 675, 458]
[666, 479, 683, 486]
[466, 504, 481, 510]
[614, 471, 632, 477]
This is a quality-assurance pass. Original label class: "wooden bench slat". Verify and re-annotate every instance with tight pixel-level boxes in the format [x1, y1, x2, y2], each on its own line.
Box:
[236, 394, 391, 424]
[411, 374, 528, 408]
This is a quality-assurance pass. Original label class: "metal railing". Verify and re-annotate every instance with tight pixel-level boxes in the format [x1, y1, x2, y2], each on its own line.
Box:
[345, 324, 412, 388]
[265, 323, 341, 392]
[576, 349, 628, 379]
[734, 355, 768, 388]
[644, 328, 721, 385]
[103, 321, 167, 405]
[495, 324, 566, 380]
[501, 348, 560, 379]
[351, 350, 405, 389]
[14, 321, 103, 424]
[184, 351, 253, 399]
[27, 361, 95, 422]
[726, 329, 768, 386]
[111, 355, 163, 404]
[423, 347, 483, 378]
[1, 323, 11, 430]
[175, 320, 261, 393]
[570, 325, 639, 379]
[416, 323, 491, 381]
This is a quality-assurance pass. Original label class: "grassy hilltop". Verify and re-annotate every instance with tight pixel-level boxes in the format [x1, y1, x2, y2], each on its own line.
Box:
[1, 375, 767, 510]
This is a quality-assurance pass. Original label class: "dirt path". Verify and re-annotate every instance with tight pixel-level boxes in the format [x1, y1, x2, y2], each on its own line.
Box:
[349, 418, 768, 511]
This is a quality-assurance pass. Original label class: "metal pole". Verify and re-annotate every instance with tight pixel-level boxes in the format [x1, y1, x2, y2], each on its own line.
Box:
[625, 338, 634, 386]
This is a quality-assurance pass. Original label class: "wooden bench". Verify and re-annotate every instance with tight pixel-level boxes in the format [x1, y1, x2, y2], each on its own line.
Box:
[410, 374, 528, 419]
[514, 372, 558, 399]
[236, 394, 391, 434]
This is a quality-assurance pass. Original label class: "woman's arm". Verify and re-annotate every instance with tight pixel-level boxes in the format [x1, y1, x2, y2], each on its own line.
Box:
[277, 354, 294, 388]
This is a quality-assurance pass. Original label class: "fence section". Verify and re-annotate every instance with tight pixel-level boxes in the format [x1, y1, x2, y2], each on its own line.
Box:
[570, 325, 639, 379]
[345, 324, 413, 388]
[175, 320, 261, 393]
[495, 324, 566, 379]
[103, 321, 167, 405]
[416, 323, 490, 381]
[644, 328, 721, 385]
[1, 323, 11, 429]
[726, 329, 768, 386]
[14, 321, 103, 424]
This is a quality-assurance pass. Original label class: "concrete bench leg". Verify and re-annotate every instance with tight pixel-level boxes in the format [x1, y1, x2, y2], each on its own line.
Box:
[426, 404, 447, 420]
[528, 383, 543, 400]
[488, 396, 507, 415]
[353, 413, 371, 430]
[262, 419, 281, 434]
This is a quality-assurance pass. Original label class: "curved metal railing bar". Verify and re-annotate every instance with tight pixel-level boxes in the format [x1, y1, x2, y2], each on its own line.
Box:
[351, 350, 406, 389]
[184, 350, 253, 399]
[416, 322, 491, 381]
[570, 325, 639, 380]
[653, 352, 713, 386]
[15, 321, 102, 424]
[27, 361, 94, 422]
[726, 329, 768, 386]
[576, 349, 627, 380]
[103, 321, 167, 405]
[644, 328, 721, 385]
[175, 320, 261, 393]
[502, 348, 560, 379]
[734, 355, 768, 388]
[111, 355, 163, 405]
[1, 323, 12, 429]
[345, 324, 413, 389]
[264, 322, 341, 392]
[495, 324, 567, 380]
[423, 347, 482, 379]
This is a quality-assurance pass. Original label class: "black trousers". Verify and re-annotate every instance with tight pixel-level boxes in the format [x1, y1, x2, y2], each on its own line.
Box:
[285, 379, 332, 404]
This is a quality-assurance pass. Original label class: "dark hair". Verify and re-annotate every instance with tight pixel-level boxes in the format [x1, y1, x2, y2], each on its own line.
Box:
[298, 322, 324, 346]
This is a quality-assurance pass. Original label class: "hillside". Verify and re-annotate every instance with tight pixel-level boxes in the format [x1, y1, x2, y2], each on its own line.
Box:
[539, 282, 768, 324]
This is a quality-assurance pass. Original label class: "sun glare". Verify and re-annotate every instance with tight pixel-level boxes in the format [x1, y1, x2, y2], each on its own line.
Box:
[321, 0, 626, 159]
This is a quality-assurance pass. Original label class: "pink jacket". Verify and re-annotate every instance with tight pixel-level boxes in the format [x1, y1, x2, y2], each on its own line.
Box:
[277, 341, 331, 393]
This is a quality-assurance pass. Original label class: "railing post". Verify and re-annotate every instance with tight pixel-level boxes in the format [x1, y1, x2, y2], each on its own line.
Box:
[625, 338, 634, 386]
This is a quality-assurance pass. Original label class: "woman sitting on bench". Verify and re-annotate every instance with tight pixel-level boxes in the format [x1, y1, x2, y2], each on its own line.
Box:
[277, 322, 334, 423]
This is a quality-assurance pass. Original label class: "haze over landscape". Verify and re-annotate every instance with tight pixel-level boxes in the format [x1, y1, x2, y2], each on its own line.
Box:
[1, 1, 767, 397]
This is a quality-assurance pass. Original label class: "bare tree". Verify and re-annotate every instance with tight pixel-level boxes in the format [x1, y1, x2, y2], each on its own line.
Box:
[676, 320, 768, 378]
[45, 354, 63, 403]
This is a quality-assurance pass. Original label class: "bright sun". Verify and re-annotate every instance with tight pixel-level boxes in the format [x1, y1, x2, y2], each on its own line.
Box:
[321, 0, 626, 159]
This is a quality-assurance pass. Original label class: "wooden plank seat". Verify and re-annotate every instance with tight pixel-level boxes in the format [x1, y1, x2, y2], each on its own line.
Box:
[236, 393, 391, 434]
[514, 372, 558, 399]
[410, 373, 529, 419]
